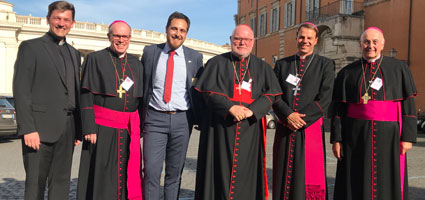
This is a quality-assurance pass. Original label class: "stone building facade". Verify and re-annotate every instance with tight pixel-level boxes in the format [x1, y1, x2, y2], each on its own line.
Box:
[0, 1, 230, 97]
[236, 0, 425, 112]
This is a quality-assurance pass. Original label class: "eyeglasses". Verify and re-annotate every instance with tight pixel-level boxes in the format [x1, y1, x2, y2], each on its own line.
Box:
[232, 37, 253, 43]
[112, 34, 130, 41]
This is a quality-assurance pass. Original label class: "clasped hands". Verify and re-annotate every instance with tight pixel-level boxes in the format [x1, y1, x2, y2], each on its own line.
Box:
[286, 112, 306, 132]
[229, 105, 253, 121]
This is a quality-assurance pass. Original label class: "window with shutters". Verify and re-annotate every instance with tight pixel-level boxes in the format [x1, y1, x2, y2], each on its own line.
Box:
[258, 12, 267, 36]
[284, 0, 296, 28]
[270, 7, 280, 33]
[249, 15, 256, 37]
[306, 0, 320, 20]
[239, 16, 246, 25]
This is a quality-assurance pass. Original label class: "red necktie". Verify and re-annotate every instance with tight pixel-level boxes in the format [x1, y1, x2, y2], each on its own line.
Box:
[163, 50, 176, 103]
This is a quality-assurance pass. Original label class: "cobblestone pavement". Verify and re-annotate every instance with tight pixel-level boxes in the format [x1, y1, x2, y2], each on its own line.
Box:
[1, 130, 424, 199]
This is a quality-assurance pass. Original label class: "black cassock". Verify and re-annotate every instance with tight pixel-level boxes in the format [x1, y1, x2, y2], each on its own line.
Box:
[194, 52, 282, 200]
[331, 56, 417, 200]
[77, 48, 143, 200]
[272, 54, 335, 200]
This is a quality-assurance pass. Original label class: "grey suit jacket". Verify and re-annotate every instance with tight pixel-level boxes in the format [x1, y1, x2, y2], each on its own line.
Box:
[140, 43, 203, 127]
[13, 33, 82, 143]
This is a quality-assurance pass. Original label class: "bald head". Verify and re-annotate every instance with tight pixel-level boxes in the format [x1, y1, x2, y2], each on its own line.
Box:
[230, 25, 255, 59]
[360, 27, 385, 61]
[360, 27, 385, 44]
[108, 21, 132, 56]
[231, 24, 254, 38]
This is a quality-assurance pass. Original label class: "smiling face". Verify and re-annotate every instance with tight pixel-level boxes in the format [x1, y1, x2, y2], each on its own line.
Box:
[47, 9, 75, 38]
[108, 22, 131, 56]
[166, 18, 188, 50]
[230, 25, 254, 59]
[296, 27, 318, 57]
[360, 29, 385, 60]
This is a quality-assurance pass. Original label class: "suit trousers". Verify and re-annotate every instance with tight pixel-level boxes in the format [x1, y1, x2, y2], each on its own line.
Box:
[142, 107, 190, 200]
[22, 114, 75, 200]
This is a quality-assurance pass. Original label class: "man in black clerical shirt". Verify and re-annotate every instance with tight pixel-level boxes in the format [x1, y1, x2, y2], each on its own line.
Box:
[272, 22, 334, 200]
[13, 1, 81, 199]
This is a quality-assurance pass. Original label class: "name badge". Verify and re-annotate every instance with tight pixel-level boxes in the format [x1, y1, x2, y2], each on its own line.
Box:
[121, 77, 134, 91]
[286, 74, 300, 86]
[370, 77, 383, 91]
[241, 79, 252, 92]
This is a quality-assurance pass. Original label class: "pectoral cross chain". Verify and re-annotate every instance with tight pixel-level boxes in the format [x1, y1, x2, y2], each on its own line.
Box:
[117, 85, 126, 99]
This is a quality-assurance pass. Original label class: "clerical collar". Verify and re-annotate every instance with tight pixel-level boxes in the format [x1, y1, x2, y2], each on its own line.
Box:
[230, 53, 250, 62]
[108, 47, 126, 58]
[363, 54, 381, 63]
[47, 31, 66, 46]
[296, 53, 313, 60]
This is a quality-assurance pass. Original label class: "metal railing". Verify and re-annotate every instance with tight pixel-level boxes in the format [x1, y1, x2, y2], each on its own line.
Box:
[306, 1, 363, 20]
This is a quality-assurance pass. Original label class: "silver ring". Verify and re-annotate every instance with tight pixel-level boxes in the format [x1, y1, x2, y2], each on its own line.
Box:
[297, 123, 300, 126]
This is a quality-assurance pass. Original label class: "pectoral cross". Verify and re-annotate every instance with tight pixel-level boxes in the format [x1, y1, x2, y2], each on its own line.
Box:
[236, 84, 242, 95]
[117, 85, 126, 99]
[362, 92, 371, 104]
[293, 85, 301, 96]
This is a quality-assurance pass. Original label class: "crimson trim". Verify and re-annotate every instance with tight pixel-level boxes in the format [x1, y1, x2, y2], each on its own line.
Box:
[371, 120, 376, 200]
[315, 101, 324, 115]
[378, 67, 386, 101]
[194, 87, 282, 98]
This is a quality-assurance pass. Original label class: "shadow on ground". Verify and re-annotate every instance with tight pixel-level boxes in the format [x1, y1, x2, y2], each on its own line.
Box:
[0, 134, 19, 144]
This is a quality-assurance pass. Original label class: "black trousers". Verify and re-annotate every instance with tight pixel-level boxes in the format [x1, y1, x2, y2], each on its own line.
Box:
[22, 115, 75, 200]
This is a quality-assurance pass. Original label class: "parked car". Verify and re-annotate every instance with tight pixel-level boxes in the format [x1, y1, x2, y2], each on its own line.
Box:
[266, 111, 278, 129]
[0, 96, 17, 136]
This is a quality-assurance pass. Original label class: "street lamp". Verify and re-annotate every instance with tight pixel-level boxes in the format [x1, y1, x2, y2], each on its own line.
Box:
[389, 48, 397, 58]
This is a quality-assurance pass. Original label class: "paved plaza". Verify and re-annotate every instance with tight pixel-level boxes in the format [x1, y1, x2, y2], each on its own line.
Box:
[1, 129, 424, 199]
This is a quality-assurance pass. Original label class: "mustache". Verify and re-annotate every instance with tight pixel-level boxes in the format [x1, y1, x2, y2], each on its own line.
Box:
[171, 35, 181, 39]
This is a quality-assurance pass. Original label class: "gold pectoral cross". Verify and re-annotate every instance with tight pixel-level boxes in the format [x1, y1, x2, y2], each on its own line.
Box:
[117, 85, 126, 99]
[236, 84, 242, 95]
[362, 92, 371, 104]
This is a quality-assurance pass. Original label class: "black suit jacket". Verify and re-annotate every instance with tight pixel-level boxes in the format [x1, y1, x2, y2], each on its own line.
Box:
[140, 43, 203, 127]
[13, 33, 82, 143]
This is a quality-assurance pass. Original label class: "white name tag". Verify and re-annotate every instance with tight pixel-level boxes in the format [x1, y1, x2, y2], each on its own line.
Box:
[286, 74, 300, 86]
[241, 79, 252, 92]
[121, 77, 134, 91]
[370, 77, 383, 91]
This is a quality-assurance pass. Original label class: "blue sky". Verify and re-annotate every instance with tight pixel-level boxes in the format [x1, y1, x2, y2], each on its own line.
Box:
[7, 0, 237, 45]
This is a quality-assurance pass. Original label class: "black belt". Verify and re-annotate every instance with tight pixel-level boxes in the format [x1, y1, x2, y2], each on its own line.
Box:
[149, 106, 185, 115]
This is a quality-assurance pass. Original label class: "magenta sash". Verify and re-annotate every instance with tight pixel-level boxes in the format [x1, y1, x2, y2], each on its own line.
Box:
[93, 105, 142, 200]
[347, 101, 405, 199]
[304, 117, 326, 200]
